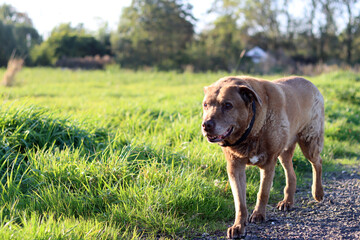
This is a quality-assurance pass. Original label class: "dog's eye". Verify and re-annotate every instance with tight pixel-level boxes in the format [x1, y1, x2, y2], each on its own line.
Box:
[224, 102, 233, 110]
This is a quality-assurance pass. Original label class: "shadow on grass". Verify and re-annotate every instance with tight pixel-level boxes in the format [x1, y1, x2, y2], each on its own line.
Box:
[0, 105, 107, 156]
[0, 105, 185, 181]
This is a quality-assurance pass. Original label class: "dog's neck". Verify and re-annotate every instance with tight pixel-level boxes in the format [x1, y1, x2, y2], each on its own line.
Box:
[219, 101, 256, 148]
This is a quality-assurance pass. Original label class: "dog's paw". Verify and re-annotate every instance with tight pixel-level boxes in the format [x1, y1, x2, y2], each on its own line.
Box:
[249, 211, 265, 223]
[313, 187, 324, 202]
[276, 200, 293, 211]
[227, 224, 246, 239]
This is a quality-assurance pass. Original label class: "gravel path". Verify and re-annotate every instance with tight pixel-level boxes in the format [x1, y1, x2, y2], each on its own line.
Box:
[196, 165, 360, 240]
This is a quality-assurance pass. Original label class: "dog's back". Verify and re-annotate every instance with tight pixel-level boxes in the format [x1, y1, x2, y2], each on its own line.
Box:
[274, 77, 324, 148]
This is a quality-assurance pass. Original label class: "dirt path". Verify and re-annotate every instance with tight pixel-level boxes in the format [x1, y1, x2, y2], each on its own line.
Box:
[197, 165, 360, 240]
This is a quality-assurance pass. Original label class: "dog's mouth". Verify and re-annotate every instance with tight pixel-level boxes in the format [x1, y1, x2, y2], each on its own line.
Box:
[206, 127, 234, 143]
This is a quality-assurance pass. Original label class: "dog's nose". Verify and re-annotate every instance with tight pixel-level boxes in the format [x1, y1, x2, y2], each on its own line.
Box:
[202, 120, 215, 131]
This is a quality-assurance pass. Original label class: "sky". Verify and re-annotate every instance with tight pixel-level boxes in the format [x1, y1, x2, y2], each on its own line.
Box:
[2, 0, 350, 39]
[0, 0, 213, 38]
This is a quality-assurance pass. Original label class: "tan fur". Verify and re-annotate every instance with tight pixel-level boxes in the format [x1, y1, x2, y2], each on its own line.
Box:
[202, 76, 324, 239]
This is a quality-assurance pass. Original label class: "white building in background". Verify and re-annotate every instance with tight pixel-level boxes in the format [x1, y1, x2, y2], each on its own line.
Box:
[245, 46, 268, 63]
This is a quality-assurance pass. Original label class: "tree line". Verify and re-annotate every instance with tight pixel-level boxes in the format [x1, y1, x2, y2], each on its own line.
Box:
[1, 0, 360, 73]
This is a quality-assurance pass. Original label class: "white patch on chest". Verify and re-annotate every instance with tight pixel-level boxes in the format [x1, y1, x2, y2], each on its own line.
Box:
[250, 155, 260, 164]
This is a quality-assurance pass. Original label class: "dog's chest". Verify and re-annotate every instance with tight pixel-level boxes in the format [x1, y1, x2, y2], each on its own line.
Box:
[247, 153, 267, 165]
[226, 141, 267, 166]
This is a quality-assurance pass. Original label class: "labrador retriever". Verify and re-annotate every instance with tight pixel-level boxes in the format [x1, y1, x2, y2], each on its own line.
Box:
[201, 76, 324, 239]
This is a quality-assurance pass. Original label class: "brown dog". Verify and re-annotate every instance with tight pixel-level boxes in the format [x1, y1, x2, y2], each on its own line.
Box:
[201, 76, 324, 239]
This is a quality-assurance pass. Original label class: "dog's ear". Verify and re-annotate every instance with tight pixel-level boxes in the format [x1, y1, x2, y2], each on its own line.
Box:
[239, 86, 262, 106]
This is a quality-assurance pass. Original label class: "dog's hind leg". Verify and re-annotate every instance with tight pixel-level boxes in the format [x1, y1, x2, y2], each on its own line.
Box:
[310, 155, 324, 202]
[298, 111, 325, 202]
[298, 135, 324, 202]
[298, 90, 325, 202]
[277, 143, 297, 211]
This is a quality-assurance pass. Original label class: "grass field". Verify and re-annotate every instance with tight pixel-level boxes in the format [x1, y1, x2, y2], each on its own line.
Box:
[0, 68, 359, 239]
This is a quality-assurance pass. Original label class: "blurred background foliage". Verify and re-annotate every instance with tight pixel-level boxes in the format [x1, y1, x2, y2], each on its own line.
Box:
[1, 0, 360, 73]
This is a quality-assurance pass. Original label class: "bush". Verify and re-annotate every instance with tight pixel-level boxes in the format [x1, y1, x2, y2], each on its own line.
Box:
[30, 28, 107, 66]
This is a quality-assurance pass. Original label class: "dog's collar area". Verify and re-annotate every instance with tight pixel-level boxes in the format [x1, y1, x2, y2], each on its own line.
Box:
[220, 101, 256, 148]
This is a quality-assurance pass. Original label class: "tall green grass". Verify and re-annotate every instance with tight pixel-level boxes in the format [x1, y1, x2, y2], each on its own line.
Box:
[0, 68, 359, 239]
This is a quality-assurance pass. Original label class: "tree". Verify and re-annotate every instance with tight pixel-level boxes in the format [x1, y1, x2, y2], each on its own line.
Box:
[95, 19, 112, 55]
[317, 0, 339, 62]
[301, 0, 319, 63]
[340, 0, 358, 63]
[0, 20, 16, 66]
[30, 23, 107, 66]
[0, 4, 33, 26]
[111, 0, 195, 69]
[188, 14, 244, 71]
[210, 0, 281, 50]
[0, 4, 41, 66]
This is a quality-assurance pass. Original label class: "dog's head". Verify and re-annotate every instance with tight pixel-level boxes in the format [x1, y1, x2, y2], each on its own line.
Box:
[202, 83, 262, 145]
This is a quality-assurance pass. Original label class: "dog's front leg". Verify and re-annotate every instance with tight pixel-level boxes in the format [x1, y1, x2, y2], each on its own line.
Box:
[226, 158, 248, 239]
[249, 160, 276, 223]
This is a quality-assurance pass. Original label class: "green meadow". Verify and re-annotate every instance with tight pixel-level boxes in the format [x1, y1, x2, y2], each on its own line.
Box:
[0, 68, 359, 239]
